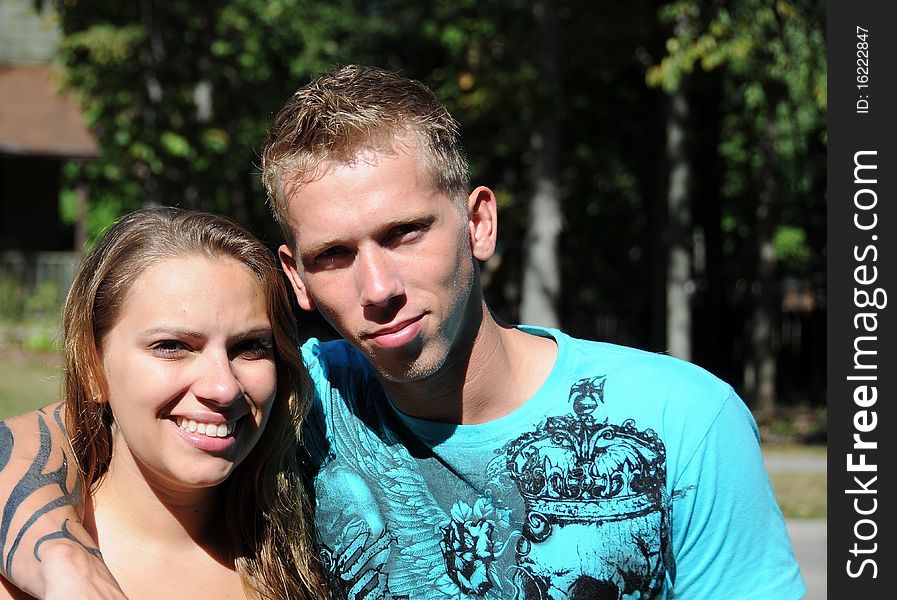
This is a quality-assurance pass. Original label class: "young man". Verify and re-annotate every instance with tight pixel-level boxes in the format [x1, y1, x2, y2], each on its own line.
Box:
[1, 65, 803, 599]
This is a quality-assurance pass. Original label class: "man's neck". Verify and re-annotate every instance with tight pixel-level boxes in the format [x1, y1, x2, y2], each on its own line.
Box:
[384, 308, 558, 425]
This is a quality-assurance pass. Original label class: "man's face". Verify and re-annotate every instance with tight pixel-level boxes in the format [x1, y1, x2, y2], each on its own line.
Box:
[279, 141, 496, 383]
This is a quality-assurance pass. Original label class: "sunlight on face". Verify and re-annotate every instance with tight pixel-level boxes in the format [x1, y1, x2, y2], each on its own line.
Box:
[281, 143, 477, 383]
[100, 255, 277, 494]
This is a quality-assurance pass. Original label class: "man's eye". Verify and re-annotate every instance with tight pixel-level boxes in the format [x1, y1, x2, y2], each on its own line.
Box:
[315, 246, 351, 267]
[388, 224, 425, 245]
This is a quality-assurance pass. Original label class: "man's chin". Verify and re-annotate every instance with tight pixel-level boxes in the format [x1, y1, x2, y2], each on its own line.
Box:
[369, 351, 446, 384]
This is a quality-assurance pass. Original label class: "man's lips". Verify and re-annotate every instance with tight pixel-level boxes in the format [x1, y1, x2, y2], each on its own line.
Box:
[363, 315, 425, 348]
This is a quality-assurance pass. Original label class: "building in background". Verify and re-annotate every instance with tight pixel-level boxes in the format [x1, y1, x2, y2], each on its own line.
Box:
[0, 0, 97, 319]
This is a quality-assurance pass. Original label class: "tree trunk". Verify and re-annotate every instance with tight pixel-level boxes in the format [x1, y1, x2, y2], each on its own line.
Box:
[665, 85, 692, 360]
[74, 179, 88, 261]
[744, 93, 779, 416]
[140, 0, 165, 208]
[692, 70, 727, 379]
[520, 0, 561, 328]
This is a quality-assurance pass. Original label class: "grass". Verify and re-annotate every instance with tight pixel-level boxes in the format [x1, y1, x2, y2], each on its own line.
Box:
[763, 442, 827, 519]
[0, 347, 828, 519]
[0, 349, 61, 418]
[768, 471, 827, 519]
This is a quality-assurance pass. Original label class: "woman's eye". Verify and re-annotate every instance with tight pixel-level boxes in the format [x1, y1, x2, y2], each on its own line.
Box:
[151, 340, 189, 358]
[234, 338, 274, 360]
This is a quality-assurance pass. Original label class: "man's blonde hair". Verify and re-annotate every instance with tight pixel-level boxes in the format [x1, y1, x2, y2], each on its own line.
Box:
[261, 64, 470, 248]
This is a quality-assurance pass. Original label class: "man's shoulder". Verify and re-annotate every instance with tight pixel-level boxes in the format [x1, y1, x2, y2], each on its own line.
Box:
[522, 325, 733, 401]
[301, 337, 372, 375]
[299, 338, 392, 451]
[300, 337, 384, 409]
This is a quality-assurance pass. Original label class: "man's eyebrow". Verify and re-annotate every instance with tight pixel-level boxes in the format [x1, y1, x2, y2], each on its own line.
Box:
[299, 237, 346, 260]
[299, 213, 436, 259]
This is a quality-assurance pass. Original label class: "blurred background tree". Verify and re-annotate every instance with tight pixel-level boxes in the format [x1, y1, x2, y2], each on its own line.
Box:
[48, 0, 370, 240]
[647, 0, 826, 417]
[35, 0, 826, 429]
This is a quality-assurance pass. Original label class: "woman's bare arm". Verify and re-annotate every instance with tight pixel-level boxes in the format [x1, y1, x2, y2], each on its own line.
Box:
[0, 405, 125, 599]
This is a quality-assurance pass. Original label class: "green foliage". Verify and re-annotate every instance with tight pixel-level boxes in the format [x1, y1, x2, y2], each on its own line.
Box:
[23, 282, 63, 319]
[0, 355, 60, 418]
[49, 0, 371, 242]
[160, 131, 192, 158]
[37, 0, 825, 403]
[648, 0, 826, 289]
[24, 329, 61, 353]
[0, 279, 61, 322]
[773, 225, 810, 266]
[649, 1, 826, 102]
[0, 278, 25, 321]
[47, 0, 667, 318]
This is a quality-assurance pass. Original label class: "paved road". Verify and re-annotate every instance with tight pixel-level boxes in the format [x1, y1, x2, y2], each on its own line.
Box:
[764, 451, 826, 599]
[787, 519, 826, 599]
[764, 453, 827, 474]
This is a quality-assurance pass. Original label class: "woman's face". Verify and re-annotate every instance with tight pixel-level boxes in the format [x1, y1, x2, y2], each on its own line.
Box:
[100, 255, 277, 493]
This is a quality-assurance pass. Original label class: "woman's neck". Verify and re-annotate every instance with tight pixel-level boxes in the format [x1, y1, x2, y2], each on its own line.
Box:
[89, 445, 226, 554]
[84, 447, 246, 600]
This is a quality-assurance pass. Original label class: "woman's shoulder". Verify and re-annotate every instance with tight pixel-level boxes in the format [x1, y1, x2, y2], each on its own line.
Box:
[0, 577, 35, 600]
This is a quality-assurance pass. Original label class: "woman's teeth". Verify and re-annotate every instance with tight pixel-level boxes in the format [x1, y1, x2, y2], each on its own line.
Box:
[175, 417, 236, 438]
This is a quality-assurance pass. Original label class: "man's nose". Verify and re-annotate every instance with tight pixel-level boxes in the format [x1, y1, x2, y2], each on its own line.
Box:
[356, 248, 404, 307]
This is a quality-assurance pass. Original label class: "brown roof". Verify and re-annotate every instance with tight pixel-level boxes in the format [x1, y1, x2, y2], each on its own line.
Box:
[0, 64, 99, 158]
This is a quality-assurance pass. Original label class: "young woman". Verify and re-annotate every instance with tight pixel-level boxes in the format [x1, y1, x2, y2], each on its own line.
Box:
[1, 208, 325, 599]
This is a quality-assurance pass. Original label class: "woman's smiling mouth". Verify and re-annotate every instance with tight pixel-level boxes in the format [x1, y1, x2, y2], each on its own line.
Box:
[175, 417, 237, 438]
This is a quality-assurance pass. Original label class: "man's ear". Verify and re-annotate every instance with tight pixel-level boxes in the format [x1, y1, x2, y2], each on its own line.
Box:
[278, 244, 316, 311]
[467, 186, 498, 261]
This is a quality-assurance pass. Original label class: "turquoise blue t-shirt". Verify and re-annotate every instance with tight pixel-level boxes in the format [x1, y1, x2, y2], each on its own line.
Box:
[301, 326, 805, 599]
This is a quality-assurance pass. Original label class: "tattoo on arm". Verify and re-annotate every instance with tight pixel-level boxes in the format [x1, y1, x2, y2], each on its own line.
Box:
[33, 519, 102, 562]
[0, 422, 12, 473]
[0, 407, 100, 576]
[51, 407, 65, 441]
